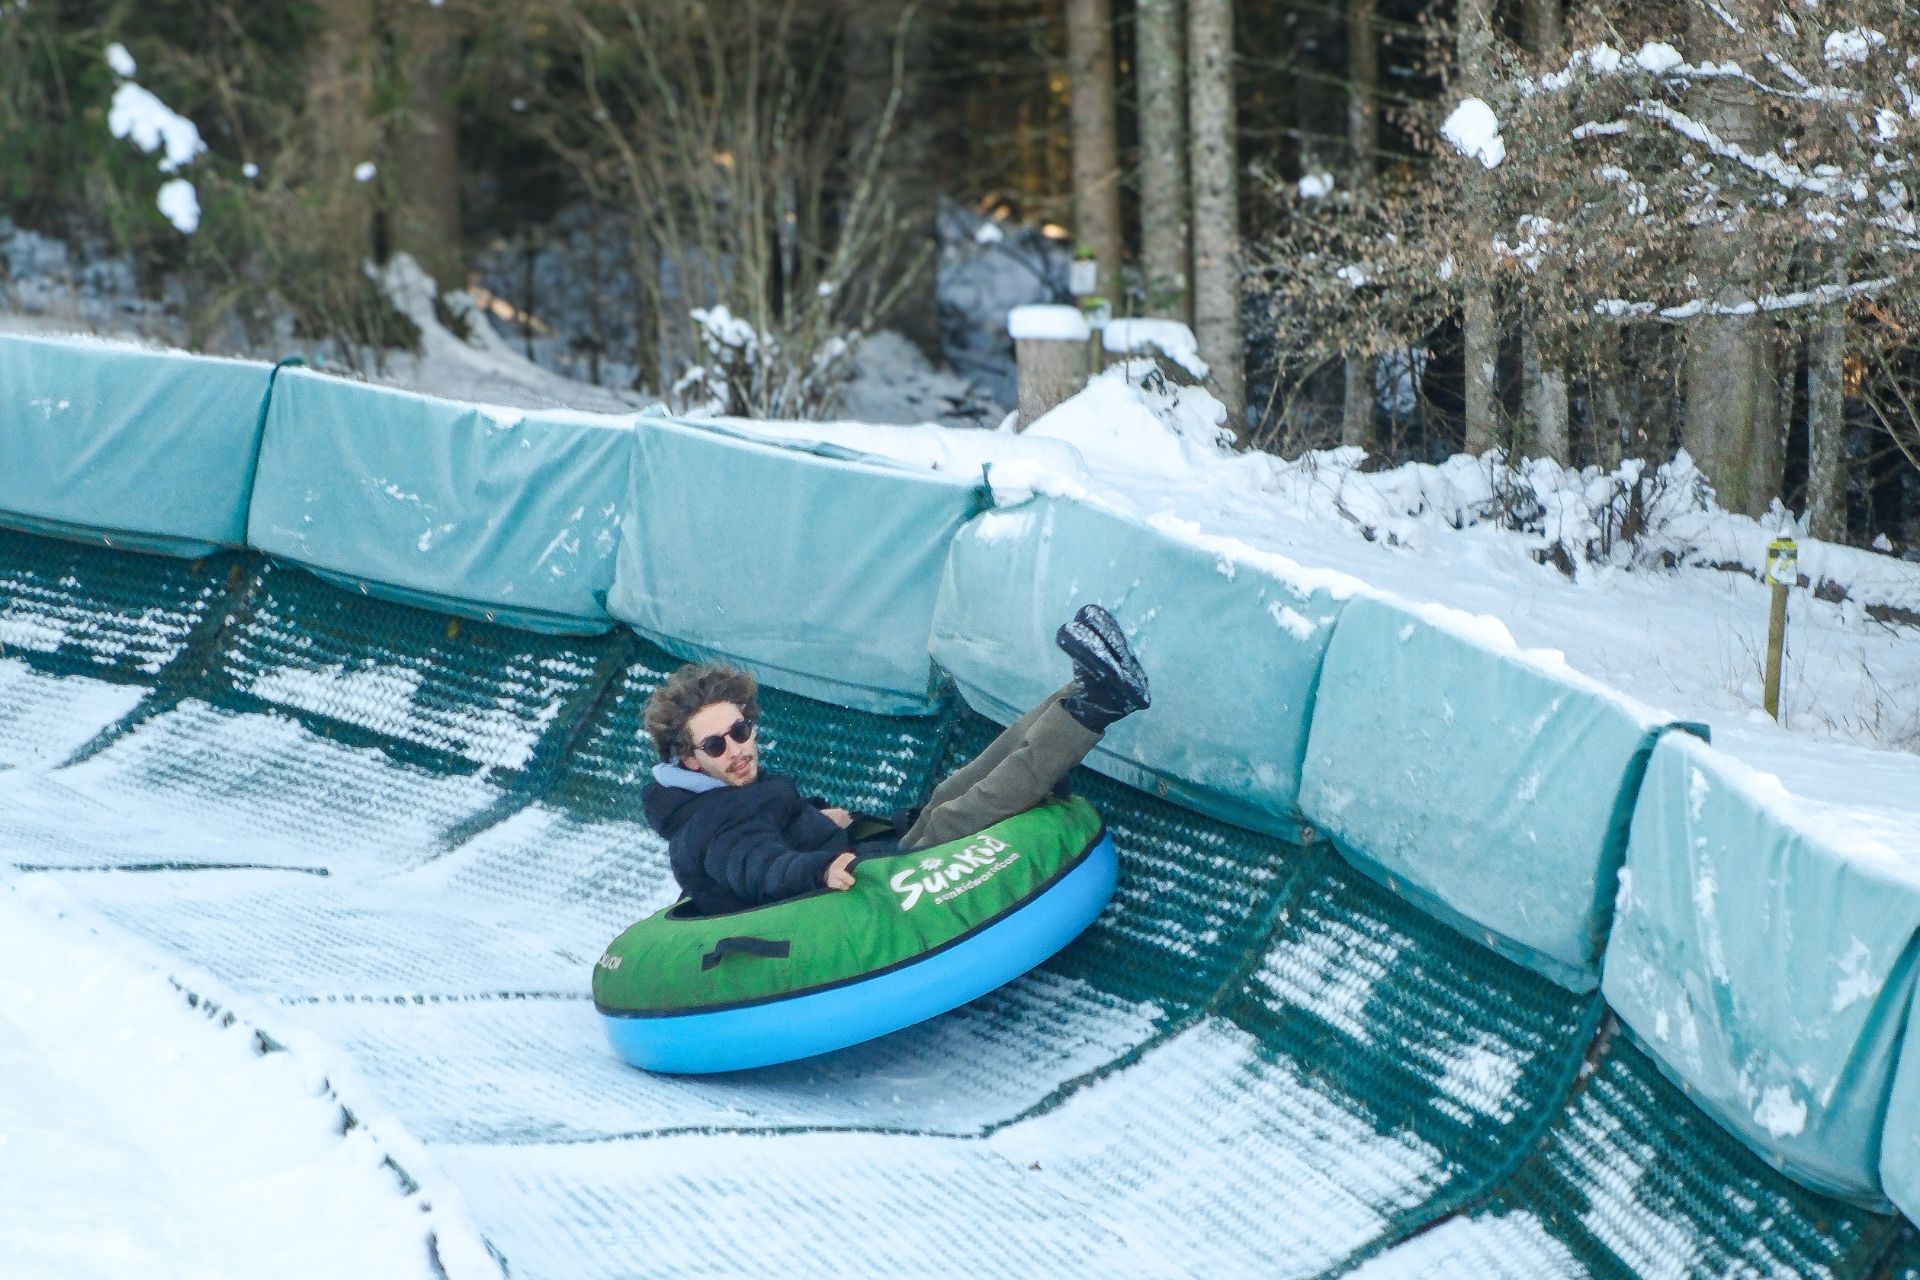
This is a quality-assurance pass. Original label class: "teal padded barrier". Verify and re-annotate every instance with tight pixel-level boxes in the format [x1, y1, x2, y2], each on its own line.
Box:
[606, 411, 984, 716]
[247, 367, 634, 635]
[931, 494, 1354, 838]
[1298, 594, 1678, 993]
[1605, 731, 1920, 1206]
[0, 333, 273, 556]
[1888, 1017, 1920, 1224]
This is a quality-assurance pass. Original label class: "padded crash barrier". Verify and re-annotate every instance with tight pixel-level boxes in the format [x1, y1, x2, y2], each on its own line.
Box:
[2, 335, 1918, 1274]
[1298, 594, 1691, 993]
[1607, 731, 1920, 1208]
[0, 334, 274, 556]
[248, 367, 635, 634]
[607, 410, 986, 715]
[933, 494, 1354, 837]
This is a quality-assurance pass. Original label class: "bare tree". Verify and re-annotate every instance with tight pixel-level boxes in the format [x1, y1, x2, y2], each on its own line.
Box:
[1519, 0, 1569, 461]
[1066, 0, 1123, 299]
[1136, 0, 1190, 319]
[1457, 0, 1499, 454]
[1681, 1, 1781, 515]
[1341, 0, 1377, 449]
[1189, 0, 1246, 435]
[529, 0, 930, 418]
[387, 1, 465, 291]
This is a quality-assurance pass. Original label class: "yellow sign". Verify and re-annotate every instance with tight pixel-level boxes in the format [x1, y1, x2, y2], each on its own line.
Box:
[1764, 537, 1798, 587]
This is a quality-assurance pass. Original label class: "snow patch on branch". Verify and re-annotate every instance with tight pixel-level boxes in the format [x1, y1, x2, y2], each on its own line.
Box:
[1443, 99, 1506, 169]
[1594, 276, 1893, 321]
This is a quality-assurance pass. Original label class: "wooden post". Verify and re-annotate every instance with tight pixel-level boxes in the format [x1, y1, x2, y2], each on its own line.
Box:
[1763, 537, 1797, 721]
[1009, 305, 1093, 429]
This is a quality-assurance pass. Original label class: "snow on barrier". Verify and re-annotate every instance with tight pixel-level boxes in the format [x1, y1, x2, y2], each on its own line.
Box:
[932, 494, 1356, 836]
[606, 410, 986, 715]
[247, 367, 634, 634]
[1606, 731, 1920, 1206]
[0, 333, 273, 556]
[1297, 594, 1694, 993]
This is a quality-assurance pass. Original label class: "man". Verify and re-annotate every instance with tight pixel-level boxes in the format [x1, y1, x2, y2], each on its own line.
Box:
[641, 604, 1150, 917]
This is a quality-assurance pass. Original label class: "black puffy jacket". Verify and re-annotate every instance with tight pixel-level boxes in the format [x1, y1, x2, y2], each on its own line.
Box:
[642, 771, 851, 917]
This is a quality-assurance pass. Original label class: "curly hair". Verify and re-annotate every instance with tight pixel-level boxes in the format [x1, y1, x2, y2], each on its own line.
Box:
[643, 662, 761, 763]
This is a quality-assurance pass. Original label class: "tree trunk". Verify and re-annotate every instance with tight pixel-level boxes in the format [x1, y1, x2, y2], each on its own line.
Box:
[1457, 0, 1499, 455]
[846, 0, 940, 353]
[1520, 0, 1568, 460]
[1136, 0, 1189, 320]
[387, 2, 464, 290]
[1524, 330, 1570, 460]
[1590, 328, 1628, 470]
[1189, 0, 1246, 437]
[1808, 273, 1847, 539]
[1522, 0, 1561, 57]
[1683, 12, 1780, 515]
[1066, 0, 1122, 301]
[1341, 0, 1377, 450]
[305, 0, 380, 266]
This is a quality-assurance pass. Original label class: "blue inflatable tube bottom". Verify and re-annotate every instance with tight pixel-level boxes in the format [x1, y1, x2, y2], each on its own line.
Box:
[601, 833, 1119, 1074]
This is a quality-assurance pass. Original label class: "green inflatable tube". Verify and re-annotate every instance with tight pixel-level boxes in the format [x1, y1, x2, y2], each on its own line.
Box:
[594, 796, 1114, 1072]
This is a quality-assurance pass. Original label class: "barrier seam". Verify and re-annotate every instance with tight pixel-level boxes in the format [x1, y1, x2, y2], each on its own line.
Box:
[430, 631, 643, 855]
[55, 552, 267, 769]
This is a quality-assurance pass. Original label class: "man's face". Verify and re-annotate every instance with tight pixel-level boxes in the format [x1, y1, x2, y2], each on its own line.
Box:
[680, 700, 759, 787]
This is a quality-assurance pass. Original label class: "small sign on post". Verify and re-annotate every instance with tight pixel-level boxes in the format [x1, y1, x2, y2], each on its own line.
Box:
[1763, 537, 1797, 721]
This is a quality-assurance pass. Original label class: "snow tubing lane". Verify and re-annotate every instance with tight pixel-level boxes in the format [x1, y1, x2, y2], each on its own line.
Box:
[593, 797, 1116, 1073]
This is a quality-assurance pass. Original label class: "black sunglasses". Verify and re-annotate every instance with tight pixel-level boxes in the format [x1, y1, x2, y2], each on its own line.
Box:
[692, 717, 755, 759]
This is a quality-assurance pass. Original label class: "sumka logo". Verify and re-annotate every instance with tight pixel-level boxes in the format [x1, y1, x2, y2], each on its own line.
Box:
[596, 953, 623, 971]
[890, 835, 1019, 912]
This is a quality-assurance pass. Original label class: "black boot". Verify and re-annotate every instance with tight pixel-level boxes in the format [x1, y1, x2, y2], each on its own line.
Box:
[1057, 604, 1150, 732]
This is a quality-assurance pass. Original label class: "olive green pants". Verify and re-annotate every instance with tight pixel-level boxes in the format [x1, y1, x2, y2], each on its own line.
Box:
[898, 684, 1099, 852]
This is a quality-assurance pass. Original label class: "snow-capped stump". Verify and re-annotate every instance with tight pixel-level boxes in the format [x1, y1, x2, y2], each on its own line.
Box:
[1603, 728, 1920, 1207]
[1007, 304, 1092, 429]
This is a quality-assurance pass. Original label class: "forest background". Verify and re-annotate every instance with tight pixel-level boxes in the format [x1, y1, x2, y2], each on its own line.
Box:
[2, 0, 1917, 557]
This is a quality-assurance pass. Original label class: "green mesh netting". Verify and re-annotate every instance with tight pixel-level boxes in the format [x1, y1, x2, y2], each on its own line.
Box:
[1481, 1027, 1903, 1280]
[5, 525, 1915, 1277]
[938, 708, 1312, 1021]
[1238, 850, 1604, 1273]
[0, 528, 243, 769]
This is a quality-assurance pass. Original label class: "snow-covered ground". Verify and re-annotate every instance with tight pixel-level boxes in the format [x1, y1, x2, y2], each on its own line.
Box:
[5, 249, 1920, 1274]
[0, 877, 498, 1280]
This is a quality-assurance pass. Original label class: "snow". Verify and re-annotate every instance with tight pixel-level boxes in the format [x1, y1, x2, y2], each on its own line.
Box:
[1101, 318, 1207, 378]
[1634, 41, 1686, 74]
[104, 42, 136, 77]
[1298, 171, 1336, 200]
[1442, 98, 1506, 169]
[155, 178, 200, 234]
[5, 235, 1920, 1275]
[1825, 29, 1883, 66]
[107, 83, 205, 175]
[1007, 303, 1090, 342]
[0, 877, 497, 1280]
[354, 161, 378, 183]
[1754, 1084, 1809, 1138]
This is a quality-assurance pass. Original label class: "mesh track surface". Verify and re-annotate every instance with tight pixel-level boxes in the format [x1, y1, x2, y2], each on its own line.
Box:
[0, 529, 239, 769]
[1, 530, 1907, 1279]
[0, 559, 623, 875]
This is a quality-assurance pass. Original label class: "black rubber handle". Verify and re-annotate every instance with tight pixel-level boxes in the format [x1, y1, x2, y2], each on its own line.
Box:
[701, 936, 792, 971]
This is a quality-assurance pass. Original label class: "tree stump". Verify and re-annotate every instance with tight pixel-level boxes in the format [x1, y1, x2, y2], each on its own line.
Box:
[1009, 305, 1092, 429]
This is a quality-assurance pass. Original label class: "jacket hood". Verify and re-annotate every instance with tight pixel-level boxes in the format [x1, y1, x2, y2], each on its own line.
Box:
[653, 761, 726, 794]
